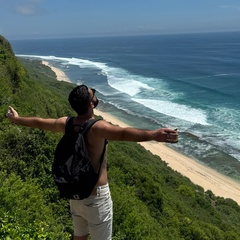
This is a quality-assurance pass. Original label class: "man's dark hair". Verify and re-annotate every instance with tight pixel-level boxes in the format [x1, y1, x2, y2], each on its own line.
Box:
[68, 85, 90, 114]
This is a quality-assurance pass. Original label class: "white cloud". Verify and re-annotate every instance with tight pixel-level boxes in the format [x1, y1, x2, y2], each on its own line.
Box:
[15, 5, 36, 15]
[14, 0, 45, 16]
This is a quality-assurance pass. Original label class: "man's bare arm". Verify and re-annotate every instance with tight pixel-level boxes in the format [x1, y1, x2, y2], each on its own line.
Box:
[6, 106, 67, 133]
[92, 120, 178, 143]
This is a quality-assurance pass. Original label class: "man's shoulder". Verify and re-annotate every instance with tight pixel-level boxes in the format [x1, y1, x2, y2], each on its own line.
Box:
[89, 119, 108, 135]
[54, 116, 68, 132]
[90, 119, 122, 141]
[91, 119, 109, 128]
[56, 116, 68, 125]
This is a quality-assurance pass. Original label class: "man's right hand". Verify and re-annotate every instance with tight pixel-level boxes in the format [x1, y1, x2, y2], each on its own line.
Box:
[6, 106, 19, 122]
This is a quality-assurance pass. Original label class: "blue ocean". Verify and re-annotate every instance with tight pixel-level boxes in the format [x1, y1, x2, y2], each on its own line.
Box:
[10, 32, 240, 181]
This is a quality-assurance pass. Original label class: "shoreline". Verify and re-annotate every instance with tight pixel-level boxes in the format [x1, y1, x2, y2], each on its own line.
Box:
[42, 61, 71, 83]
[43, 61, 240, 205]
[94, 111, 240, 205]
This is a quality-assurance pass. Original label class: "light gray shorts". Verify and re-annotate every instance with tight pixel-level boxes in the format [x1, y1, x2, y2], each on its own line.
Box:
[69, 184, 113, 240]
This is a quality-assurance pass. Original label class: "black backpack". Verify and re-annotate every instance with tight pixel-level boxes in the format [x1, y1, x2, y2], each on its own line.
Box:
[52, 117, 107, 200]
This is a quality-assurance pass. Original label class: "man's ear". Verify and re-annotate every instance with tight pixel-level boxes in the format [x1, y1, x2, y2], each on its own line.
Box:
[89, 101, 94, 109]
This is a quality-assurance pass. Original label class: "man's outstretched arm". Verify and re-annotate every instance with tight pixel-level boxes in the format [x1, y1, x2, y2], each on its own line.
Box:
[6, 106, 67, 133]
[92, 120, 178, 143]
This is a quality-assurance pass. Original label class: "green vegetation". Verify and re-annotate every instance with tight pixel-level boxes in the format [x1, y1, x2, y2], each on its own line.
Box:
[1, 35, 240, 239]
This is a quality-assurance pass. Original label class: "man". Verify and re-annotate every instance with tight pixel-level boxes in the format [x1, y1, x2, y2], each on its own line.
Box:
[6, 84, 178, 240]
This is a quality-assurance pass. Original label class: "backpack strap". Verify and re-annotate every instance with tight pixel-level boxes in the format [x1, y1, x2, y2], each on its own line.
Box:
[80, 119, 99, 135]
[65, 117, 75, 134]
[65, 117, 97, 135]
[66, 117, 107, 173]
[80, 119, 108, 174]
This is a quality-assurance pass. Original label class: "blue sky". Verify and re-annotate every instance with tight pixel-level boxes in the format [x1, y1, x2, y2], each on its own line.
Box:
[1, 0, 240, 39]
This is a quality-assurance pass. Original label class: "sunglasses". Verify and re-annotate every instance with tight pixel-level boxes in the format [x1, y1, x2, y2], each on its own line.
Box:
[90, 88, 96, 102]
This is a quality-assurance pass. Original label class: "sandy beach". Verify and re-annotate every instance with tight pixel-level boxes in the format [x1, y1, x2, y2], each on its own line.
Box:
[43, 61, 240, 205]
[42, 61, 71, 83]
[95, 109, 240, 205]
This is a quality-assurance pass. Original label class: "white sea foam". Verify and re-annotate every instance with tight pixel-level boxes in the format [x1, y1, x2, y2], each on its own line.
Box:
[18, 54, 108, 69]
[107, 75, 155, 96]
[17, 54, 156, 97]
[17, 54, 240, 161]
[65, 57, 107, 70]
[65, 57, 156, 96]
[132, 98, 209, 125]
[18, 54, 205, 125]
[210, 106, 240, 130]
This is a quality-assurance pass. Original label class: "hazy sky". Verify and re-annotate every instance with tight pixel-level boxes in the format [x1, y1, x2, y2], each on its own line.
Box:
[1, 0, 240, 40]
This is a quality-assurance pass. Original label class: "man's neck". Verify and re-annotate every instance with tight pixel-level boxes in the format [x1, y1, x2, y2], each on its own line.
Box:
[76, 112, 94, 122]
